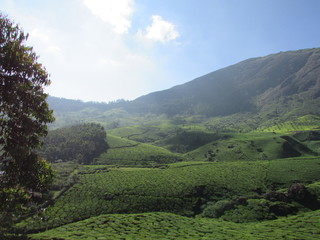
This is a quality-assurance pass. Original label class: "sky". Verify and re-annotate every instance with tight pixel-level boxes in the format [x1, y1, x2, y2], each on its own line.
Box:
[1, 0, 320, 102]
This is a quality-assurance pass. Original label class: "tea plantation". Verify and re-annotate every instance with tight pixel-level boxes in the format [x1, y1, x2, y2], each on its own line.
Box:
[19, 157, 320, 237]
[11, 115, 320, 239]
[31, 210, 320, 240]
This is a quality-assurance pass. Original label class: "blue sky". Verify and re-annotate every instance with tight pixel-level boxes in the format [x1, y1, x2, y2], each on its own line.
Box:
[1, 0, 320, 102]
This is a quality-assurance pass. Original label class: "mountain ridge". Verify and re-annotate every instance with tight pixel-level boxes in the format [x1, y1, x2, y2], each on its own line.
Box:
[133, 48, 320, 116]
[48, 47, 320, 127]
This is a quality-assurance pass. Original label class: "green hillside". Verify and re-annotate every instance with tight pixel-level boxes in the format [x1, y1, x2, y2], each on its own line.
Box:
[133, 48, 320, 118]
[96, 135, 181, 165]
[7, 48, 320, 239]
[18, 157, 320, 234]
[31, 210, 320, 240]
[48, 48, 320, 130]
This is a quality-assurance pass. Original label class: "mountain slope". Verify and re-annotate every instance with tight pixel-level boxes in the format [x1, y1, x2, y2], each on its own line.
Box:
[133, 48, 320, 116]
[47, 48, 320, 129]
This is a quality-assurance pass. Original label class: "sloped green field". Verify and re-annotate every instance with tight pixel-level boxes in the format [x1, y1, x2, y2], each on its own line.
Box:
[19, 158, 320, 232]
[256, 115, 320, 133]
[108, 123, 177, 143]
[18, 117, 320, 239]
[96, 135, 181, 165]
[267, 157, 320, 187]
[102, 116, 320, 165]
[31, 210, 320, 240]
[185, 132, 303, 162]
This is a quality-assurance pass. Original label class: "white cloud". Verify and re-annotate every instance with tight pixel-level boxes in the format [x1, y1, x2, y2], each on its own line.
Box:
[83, 0, 134, 34]
[1, 0, 177, 102]
[30, 28, 50, 42]
[138, 15, 180, 43]
[29, 28, 64, 60]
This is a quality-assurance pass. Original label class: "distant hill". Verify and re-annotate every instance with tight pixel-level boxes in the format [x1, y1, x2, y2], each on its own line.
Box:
[47, 96, 127, 113]
[48, 48, 320, 127]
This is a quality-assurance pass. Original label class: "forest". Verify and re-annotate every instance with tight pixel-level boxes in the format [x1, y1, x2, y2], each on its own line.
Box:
[41, 123, 108, 164]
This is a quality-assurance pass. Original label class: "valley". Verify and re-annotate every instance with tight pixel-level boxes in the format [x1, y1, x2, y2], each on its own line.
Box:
[25, 113, 320, 239]
[10, 48, 320, 239]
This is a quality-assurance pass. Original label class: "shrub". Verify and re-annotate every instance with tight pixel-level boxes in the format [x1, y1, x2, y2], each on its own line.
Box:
[202, 200, 234, 218]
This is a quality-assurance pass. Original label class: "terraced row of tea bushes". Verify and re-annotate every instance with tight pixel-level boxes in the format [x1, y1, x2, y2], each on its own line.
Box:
[267, 157, 320, 188]
[107, 122, 225, 153]
[156, 130, 223, 153]
[19, 161, 269, 231]
[105, 135, 138, 148]
[96, 135, 181, 165]
[50, 162, 80, 198]
[21, 158, 320, 232]
[185, 132, 291, 162]
[204, 113, 259, 133]
[30, 210, 320, 240]
[108, 124, 177, 144]
[256, 115, 320, 133]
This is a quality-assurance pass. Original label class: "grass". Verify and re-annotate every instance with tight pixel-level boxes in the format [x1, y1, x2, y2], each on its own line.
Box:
[30, 210, 320, 239]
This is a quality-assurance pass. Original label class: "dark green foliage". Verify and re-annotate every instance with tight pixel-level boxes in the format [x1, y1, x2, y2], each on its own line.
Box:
[0, 13, 54, 187]
[41, 123, 108, 164]
[287, 183, 320, 210]
[202, 182, 320, 223]
[163, 130, 222, 153]
[202, 200, 235, 218]
[0, 13, 54, 234]
[221, 199, 275, 222]
[0, 187, 30, 232]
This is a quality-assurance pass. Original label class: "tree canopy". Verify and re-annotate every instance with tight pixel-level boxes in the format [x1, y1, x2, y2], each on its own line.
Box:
[0, 13, 54, 232]
[42, 123, 109, 164]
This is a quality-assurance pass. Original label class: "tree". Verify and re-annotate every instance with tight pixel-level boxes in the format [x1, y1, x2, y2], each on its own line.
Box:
[42, 123, 109, 164]
[0, 13, 55, 233]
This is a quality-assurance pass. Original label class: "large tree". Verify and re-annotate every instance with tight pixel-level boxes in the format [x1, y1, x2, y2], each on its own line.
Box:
[0, 13, 55, 232]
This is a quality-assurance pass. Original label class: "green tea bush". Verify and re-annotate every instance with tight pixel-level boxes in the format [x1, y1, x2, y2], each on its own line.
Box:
[221, 199, 275, 222]
[30, 210, 320, 240]
[19, 158, 320, 233]
[202, 200, 234, 218]
[97, 135, 181, 165]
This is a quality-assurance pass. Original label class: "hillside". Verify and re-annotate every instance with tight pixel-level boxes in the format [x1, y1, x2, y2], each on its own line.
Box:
[134, 48, 320, 116]
[14, 48, 320, 239]
[48, 48, 320, 129]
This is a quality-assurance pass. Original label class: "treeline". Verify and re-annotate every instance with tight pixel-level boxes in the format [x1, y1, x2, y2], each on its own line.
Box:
[41, 123, 108, 164]
[47, 96, 129, 113]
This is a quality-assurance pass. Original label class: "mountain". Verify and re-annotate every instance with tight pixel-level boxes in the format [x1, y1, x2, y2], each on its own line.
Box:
[48, 47, 320, 128]
[133, 48, 320, 116]
[25, 48, 320, 239]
